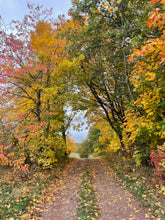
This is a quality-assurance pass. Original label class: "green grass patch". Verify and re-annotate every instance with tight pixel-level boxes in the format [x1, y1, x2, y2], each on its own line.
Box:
[0, 166, 59, 219]
[77, 167, 100, 220]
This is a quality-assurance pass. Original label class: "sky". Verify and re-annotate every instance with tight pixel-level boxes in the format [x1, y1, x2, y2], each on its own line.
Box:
[0, 0, 88, 143]
[0, 0, 72, 25]
[68, 113, 89, 143]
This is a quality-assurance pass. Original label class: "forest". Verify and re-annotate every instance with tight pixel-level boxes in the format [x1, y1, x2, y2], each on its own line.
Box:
[0, 0, 165, 219]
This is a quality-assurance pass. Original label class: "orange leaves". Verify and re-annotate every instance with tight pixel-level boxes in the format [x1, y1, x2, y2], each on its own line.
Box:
[131, 0, 165, 67]
[133, 47, 142, 56]
[147, 9, 162, 29]
[161, 30, 165, 39]
[151, 0, 165, 6]
[129, 1, 165, 88]
[161, 0, 165, 6]
[125, 0, 165, 153]
[147, 0, 165, 30]
[151, 0, 159, 4]
[127, 55, 134, 63]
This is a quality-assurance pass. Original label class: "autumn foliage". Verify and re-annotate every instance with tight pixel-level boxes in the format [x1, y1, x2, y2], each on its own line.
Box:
[0, 0, 165, 183]
[125, 0, 165, 176]
[0, 4, 72, 170]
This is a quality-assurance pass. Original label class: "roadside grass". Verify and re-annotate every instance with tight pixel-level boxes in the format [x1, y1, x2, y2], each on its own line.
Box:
[0, 164, 62, 219]
[78, 167, 100, 220]
[105, 153, 165, 219]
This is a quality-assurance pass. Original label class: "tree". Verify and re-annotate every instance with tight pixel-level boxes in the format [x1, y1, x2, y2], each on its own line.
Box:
[94, 120, 121, 155]
[66, 0, 151, 152]
[0, 4, 73, 168]
[78, 127, 103, 157]
[124, 0, 165, 165]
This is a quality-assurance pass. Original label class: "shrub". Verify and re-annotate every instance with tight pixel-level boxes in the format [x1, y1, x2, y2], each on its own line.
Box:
[150, 143, 165, 183]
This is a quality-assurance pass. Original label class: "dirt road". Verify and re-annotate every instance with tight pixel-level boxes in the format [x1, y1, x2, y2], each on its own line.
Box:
[39, 158, 153, 220]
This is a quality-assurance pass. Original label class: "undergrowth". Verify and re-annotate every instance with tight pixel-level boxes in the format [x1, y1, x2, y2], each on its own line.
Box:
[0, 164, 62, 219]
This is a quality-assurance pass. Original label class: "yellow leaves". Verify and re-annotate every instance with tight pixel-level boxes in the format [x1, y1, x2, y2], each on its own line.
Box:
[95, 212, 99, 217]
[57, 58, 77, 76]
[66, 137, 77, 154]
[47, 149, 55, 158]
[124, 106, 160, 146]
[145, 71, 156, 81]
[94, 120, 121, 154]
[101, 1, 109, 8]
[127, 2, 165, 150]
[43, 87, 58, 101]
[145, 213, 150, 218]
[159, 186, 165, 195]
[79, 54, 85, 61]
[31, 20, 67, 65]
[161, 0, 165, 6]
[142, 194, 147, 198]
[31, 21, 55, 57]
[101, 0, 120, 14]
[33, 198, 40, 204]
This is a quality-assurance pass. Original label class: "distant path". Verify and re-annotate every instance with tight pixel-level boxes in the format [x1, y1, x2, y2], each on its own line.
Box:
[39, 158, 154, 220]
[69, 152, 80, 158]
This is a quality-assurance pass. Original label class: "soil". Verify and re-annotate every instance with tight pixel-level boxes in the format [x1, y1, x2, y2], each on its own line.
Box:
[38, 158, 154, 220]
[90, 159, 153, 220]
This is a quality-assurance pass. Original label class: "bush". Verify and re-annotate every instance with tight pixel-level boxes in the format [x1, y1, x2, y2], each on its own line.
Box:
[150, 142, 165, 183]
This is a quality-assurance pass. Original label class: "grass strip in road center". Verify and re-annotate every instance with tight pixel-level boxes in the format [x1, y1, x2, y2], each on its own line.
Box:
[77, 167, 100, 220]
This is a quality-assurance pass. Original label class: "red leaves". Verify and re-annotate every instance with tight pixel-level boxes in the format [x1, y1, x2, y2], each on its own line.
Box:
[150, 143, 165, 183]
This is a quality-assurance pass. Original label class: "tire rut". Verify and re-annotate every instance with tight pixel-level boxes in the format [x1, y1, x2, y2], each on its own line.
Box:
[91, 158, 154, 220]
[40, 159, 87, 220]
[39, 158, 154, 220]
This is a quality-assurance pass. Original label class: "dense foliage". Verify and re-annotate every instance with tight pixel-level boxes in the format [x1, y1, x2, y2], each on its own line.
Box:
[0, 0, 164, 184]
[0, 4, 74, 169]
[78, 127, 103, 158]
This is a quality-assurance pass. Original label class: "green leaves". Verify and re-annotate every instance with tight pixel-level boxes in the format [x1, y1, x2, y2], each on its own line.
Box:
[78, 127, 104, 158]
[67, 0, 152, 153]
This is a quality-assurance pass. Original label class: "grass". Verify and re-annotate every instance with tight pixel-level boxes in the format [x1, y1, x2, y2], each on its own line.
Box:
[105, 153, 165, 219]
[77, 167, 100, 220]
[0, 165, 61, 219]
